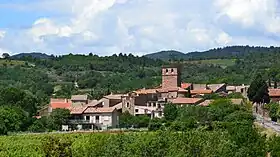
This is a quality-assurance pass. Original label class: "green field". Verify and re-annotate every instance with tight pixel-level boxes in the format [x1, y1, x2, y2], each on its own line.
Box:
[0, 59, 26, 66]
[0, 130, 257, 157]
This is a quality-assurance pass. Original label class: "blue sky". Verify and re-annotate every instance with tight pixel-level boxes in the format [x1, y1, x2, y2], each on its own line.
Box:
[0, 0, 280, 56]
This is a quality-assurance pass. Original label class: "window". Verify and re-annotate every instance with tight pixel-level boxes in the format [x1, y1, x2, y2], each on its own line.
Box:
[96, 116, 100, 121]
[135, 109, 139, 113]
[171, 68, 174, 72]
[104, 116, 109, 121]
[126, 102, 130, 108]
[85, 116, 90, 121]
[153, 103, 156, 107]
[165, 69, 168, 73]
[148, 103, 151, 107]
[159, 111, 162, 117]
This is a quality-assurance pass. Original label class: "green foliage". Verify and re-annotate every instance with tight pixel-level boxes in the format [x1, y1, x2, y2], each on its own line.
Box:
[0, 107, 26, 135]
[248, 74, 270, 104]
[42, 136, 72, 157]
[0, 87, 39, 116]
[268, 136, 280, 157]
[208, 99, 240, 121]
[163, 103, 178, 121]
[119, 111, 150, 128]
[265, 103, 280, 121]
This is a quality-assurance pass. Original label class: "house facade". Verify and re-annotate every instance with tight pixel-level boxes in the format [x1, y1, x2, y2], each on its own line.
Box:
[269, 88, 280, 103]
[65, 107, 119, 131]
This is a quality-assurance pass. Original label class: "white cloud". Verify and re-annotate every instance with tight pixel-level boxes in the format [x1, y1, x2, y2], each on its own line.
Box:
[215, 0, 280, 33]
[1, 0, 280, 55]
[0, 30, 5, 39]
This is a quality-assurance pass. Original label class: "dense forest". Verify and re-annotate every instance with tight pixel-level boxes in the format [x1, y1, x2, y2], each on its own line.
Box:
[2, 45, 280, 105]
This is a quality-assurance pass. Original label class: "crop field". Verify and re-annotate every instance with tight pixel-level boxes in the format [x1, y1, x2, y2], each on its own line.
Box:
[0, 130, 237, 157]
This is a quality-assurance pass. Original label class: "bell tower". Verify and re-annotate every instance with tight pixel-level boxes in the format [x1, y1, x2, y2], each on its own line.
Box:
[162, 66, 181, 89]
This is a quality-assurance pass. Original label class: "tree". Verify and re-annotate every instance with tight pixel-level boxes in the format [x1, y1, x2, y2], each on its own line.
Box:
[48, 108, 70, 130]
[163, 103, 178, 121]
[119, 111, 135, 128]
[0, 106, 27, 135]
[247, 74, 270, 104]
[2, 53, 10, 59]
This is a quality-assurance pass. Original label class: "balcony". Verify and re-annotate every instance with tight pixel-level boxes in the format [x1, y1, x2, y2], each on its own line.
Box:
[69, 119, 92, 124]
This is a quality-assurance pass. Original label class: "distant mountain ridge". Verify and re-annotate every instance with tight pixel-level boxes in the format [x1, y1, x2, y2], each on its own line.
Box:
[11, 52, 52, 59]
[145, 46, 280, 60]
[144, 50, 186, 60]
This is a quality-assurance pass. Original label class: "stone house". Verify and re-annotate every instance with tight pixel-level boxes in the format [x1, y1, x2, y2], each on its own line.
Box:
[269, 88, 280, 103]
[64, 106, 119, 131]
[121, 65, 206, 118]
[226, 84, 249, 98]
[71, 95, 89, 105]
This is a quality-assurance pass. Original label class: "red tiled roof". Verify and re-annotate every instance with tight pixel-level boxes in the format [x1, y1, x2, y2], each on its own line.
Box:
[269, 89, 280, 97]
[69, 106, 88, 114]
[51, 102, 71, 109]
[181, 83, 192, 89]
[171, 98, 203, 104]
[135, 89, 158, 94]
[50, 98, 69, 103]
[84, 107, 115, 113]
[157, 87, 180, 92]
[191, 89, 213, 94]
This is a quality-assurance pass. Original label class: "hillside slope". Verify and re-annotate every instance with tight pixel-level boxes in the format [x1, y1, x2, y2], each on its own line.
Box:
[145, 46, 280, 60]
[11, 52, 52, 59]
[144, 50, 186, 60]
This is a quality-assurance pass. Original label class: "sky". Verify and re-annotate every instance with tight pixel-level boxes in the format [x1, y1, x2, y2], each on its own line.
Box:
[0, 0, 280, 56]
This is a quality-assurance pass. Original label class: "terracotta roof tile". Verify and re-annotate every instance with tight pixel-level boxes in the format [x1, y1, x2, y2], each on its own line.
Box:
[69, 106, 88, 114]
[84, 107, 115, 113]
[171, 98, 203, 104]
[191, 89, 213, 94]
[50, 98, 69, 103]
[134, 89, 157, 94]
[181, 83, 192, 89]
[51, 102, 71, 109]
[157, 87, 179, 92]
[269, 89, 280, 97]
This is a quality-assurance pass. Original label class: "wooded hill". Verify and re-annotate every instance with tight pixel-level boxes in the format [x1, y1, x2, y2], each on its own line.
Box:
[145, 46, 280, 60]
[2, 45, 280, 107]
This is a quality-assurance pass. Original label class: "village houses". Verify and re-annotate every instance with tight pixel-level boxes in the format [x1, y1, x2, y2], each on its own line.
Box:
[39, 65, 249, 131]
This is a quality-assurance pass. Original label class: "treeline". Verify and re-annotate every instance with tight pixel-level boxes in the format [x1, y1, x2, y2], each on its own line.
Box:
[0, 87, 70, 135]
[147, 46, 280, 60]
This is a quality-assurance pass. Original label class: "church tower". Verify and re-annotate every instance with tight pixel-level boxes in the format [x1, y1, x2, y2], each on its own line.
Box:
[161, 65, 181, 89]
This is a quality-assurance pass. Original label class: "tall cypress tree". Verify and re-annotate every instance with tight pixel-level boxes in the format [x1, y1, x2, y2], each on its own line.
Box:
[247, 74, 270, 104]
